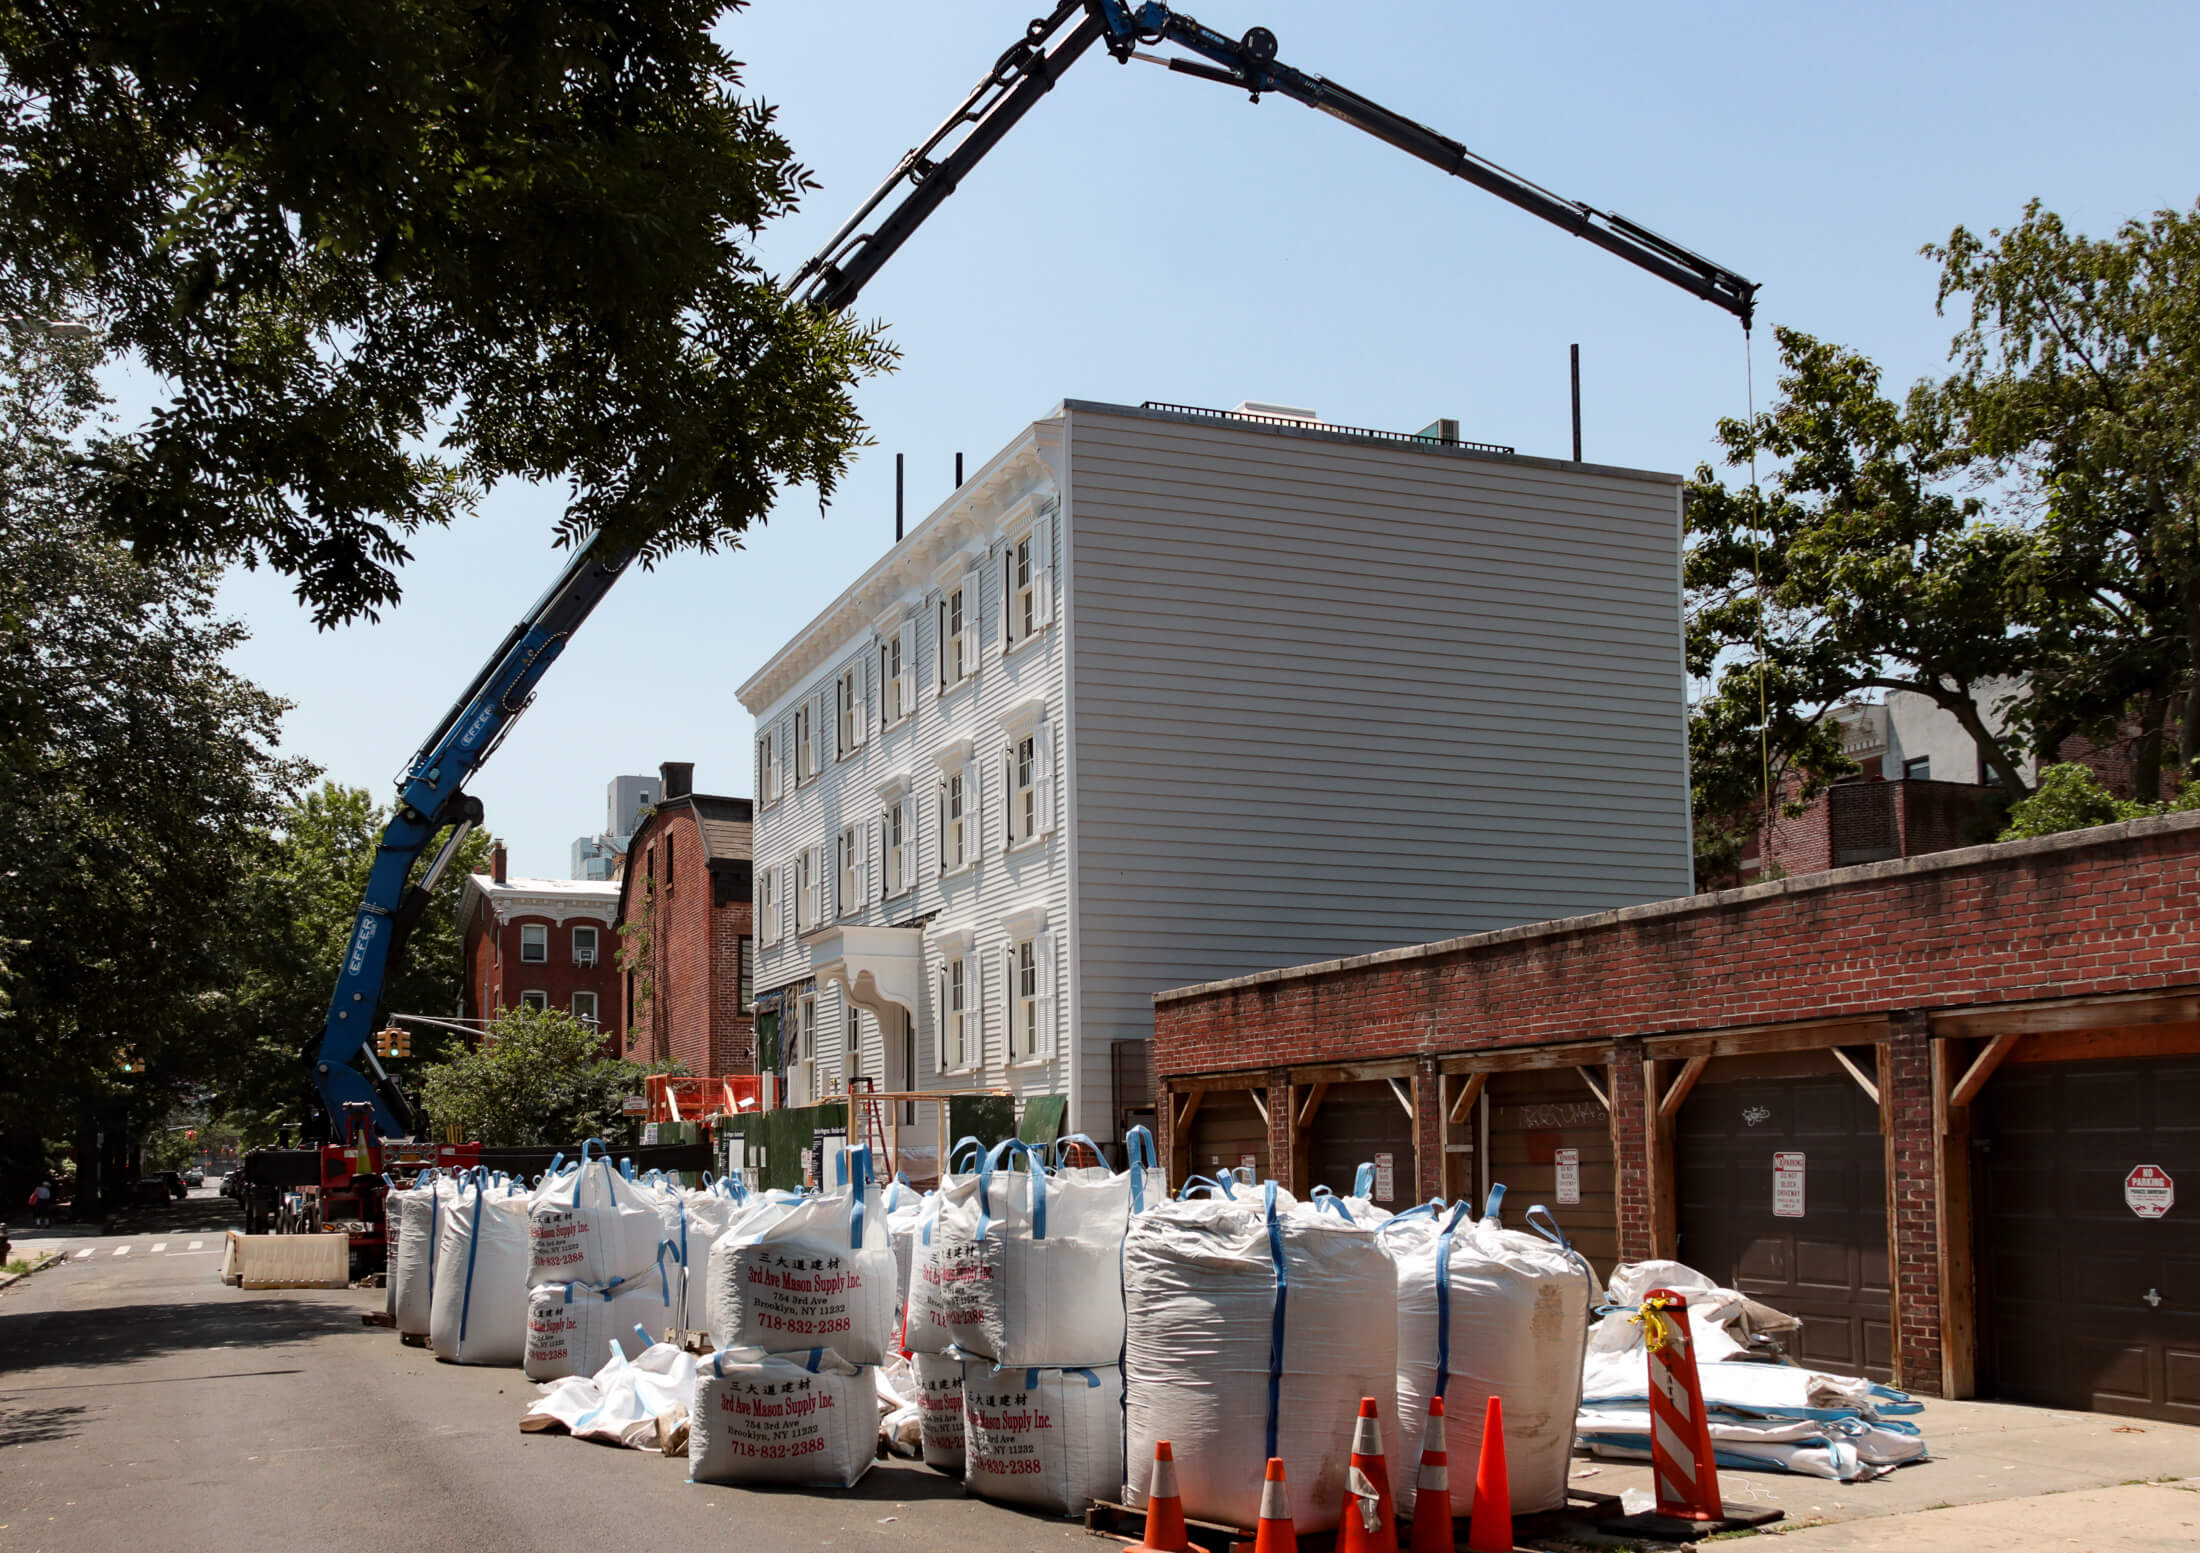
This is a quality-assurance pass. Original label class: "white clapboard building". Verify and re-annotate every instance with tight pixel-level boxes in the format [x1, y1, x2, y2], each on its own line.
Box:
[737, 399, 1695, 1146]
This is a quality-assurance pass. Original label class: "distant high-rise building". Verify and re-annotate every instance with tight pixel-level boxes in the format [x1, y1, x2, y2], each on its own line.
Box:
[571, 772, 657, 880]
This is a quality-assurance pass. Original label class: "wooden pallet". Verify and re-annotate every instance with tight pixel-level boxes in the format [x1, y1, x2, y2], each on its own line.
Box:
[1087, 1486, 1627, 1553]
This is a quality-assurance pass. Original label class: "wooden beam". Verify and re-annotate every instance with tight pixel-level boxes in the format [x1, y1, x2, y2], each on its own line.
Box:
[1950, 1032, 2023, 1109]
[1163, 1068, 1269, 1094]
[1294, 1082, 1329, 1132]
[1575, 1066, 1611, 1110]
[1283, 1059, 1414, 1087]
[1173, 1088, 1205, 1136]
[1830, 1045, 1881, 1105]
[1246, 1089, 1269, 1127]
[2002, 1023, 2200, 1065]
[1436, 1040, 1612, 1075]
[1447, 1071, 1488, 1124]
[1643, 1016, 1889, 1061]
[1932, 989, 2200, 1040]
[1932, 1037, 1978, 1397]
[1656, 1055, 1709, 1122]
[1387, 1077, 1415, 1117]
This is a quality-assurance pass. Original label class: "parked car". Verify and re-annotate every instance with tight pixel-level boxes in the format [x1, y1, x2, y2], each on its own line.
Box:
[133, 1177, 173, 1206]
[183, 1168, 204, 1187]
[160, 1170, 187, 1199]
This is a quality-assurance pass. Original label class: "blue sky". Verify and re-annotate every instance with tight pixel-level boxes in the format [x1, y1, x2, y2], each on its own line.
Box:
[210, 0, 2200, 876]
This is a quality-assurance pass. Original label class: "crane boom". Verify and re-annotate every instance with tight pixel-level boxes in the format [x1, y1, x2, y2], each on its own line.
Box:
[309, 0, 1757, 1139]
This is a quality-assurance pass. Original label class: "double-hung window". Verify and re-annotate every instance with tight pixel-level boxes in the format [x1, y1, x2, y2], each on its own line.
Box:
[1012, 940, 1039, 1061]
[940, 772, 966, 873]
[739, 936, 755, 1007]
[520, 923, 547, 963]
[938, 957, 971, 1072]
[759, 868, 780, 946]
[837, 823, 863, 915]
[520, 989, 548, 1011]
[571, 990, 599, 1025]
[572, 925, 599, 967]
[1012, 736, 1037, 843]
[758, 727, 781, 805]
[837, 665, 865, 758]
[1001, 513, 1053, 649]
[797, 847, 817, 932]
[795, 701, 817, 784]
[882, 798, 910, 897]
[939, 585, 967, 688]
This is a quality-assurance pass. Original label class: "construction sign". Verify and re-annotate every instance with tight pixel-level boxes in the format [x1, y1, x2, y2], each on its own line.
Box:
[2125, 1164, 2174, 1219]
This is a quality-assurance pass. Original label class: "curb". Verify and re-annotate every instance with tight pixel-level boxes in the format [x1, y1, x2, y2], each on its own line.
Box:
[0, 1249, 65, 1289]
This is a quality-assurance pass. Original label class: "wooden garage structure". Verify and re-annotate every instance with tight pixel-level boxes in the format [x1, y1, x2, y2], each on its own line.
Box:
[1153, 811, 2200, 1412]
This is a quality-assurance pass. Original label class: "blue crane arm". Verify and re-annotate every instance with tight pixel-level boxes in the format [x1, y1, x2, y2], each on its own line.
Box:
[1088, 2, 1759, 326]
[308, 3, 1110, 1139]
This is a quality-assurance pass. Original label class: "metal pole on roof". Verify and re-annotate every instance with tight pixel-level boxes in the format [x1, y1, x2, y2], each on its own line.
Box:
[1571, 344, 1583, 462]
[955, 451, 964, 488]
[895, 453, 905, 541]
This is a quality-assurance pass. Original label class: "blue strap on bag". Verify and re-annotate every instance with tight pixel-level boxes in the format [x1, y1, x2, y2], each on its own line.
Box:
[1353, 1162, 1376, 1199]
[1122, 1125, 1157, 1214]
[1262, 1180, 1288, 1461]
[1431, 1198, 1476, 1399]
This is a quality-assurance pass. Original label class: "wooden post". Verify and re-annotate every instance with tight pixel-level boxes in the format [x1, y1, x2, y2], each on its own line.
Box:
[1933, 1036, 1977, 1397]
[1646, 1054, 1707, 1260]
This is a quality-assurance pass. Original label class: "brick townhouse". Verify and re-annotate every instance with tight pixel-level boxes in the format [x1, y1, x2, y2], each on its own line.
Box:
[614, 762, 757, 1077]
[1152, 811, 2200, 1424]
[459, 844, 624, 1046]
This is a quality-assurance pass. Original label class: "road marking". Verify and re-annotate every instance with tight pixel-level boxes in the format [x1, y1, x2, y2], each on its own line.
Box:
[75, 1248, 93, 1259]
[112, 1246, 129, 1256]
[151, 1242, 167, 1253]
[187, 1240, 204, 1250]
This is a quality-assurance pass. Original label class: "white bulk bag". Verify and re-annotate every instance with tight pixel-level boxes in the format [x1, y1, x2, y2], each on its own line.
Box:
[713, 1147, 895, 1364]
[526, 1140, 665, 1290]
[430, 1175, 534, 1366]
[902, 1138, 988, 1353]
[523, 1253, 681, 1382]
[524, 1337, 699, 1450]
[962, 1361, 1125, 1516]
[914, 1349, 966, 1472]
[1123, 1181, 1397, 1534]
[882, 1176, 926, 1352]
[391, 1171, 460, 1339]
[1387, 1199, 1592, 1517]
[935, 1131, 1163, 1369]
[688, 1346, 877, 1488]
[704, 1189, 801, 1343]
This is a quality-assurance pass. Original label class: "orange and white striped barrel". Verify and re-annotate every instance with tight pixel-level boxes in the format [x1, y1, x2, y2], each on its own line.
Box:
[1641, 1287, 1724, 1522]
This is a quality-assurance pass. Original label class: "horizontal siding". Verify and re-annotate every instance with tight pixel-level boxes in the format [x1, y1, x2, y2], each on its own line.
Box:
[1065, 405, 1693, 1069]
[750, 502, 1072, 1121]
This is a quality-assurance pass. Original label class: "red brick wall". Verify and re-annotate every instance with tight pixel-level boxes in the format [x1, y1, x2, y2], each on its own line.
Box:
[625, 808, 754, 1078]
[459, 893, 624, 1051]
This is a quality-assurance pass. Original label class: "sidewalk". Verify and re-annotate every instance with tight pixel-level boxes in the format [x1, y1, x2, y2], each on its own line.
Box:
[1561, 1399, 2200, 1547]
[1762, 1479, 2200, 1551]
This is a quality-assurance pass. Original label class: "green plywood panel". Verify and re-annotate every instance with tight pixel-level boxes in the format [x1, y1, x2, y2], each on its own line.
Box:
[1017, 1094, 1067, 1147]
[949, 1094, 1017, 1159]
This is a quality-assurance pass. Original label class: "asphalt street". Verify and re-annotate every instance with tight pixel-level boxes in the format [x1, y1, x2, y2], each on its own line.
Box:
[0, 1196, 1088, 1553]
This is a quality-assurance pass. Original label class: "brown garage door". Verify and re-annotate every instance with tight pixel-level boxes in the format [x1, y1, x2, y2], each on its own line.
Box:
[1973, 1053, 2200, 1423]
[1309, 1080, 1416, 1210]
[1486, 1067, 1617, 1278]
[1678, 1057, 1892, 1381]
[1186, 1088, 1270, 1185]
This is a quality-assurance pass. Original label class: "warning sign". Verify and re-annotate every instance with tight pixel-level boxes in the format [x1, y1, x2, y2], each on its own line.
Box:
[1239, 1153, 1258, 1178]
[1554, 1147, 1581, 1206]
[1772, 1152, 1806, 1218]
[2126, 1164, 2174, 1219]
[1373, 1151, 1395, 1204]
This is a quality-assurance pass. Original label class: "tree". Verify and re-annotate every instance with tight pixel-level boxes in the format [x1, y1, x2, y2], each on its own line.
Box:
[0, 0, 895, 625]
[1931, 200, 2200, 798]
[1686, 327, 2037, 881]
[1999, 761, 2200, 840]
[215, 782, 496, 1144]
[414, 1005, 665, 1147]
[0, 319, 307, 1195]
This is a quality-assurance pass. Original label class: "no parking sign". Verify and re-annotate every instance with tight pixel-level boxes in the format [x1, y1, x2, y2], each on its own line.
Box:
[2125, 1164, 2174, 1219]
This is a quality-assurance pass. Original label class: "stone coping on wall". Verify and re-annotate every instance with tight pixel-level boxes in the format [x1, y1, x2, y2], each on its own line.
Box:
[1153, 809, 2200, 1004]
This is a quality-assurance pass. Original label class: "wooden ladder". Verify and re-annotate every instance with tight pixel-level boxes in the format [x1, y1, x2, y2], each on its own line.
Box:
[849, 1075, 893, 1177]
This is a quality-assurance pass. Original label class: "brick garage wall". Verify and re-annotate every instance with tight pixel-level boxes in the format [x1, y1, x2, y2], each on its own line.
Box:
[1156, 813, 2200, 1075]
[709, 892, 756, 1074]
[1155, 812, 2200, 1396]
[624, 808, 754, 1077]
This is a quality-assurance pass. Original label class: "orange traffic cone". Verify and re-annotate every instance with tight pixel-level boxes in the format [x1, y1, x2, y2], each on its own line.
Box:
[1464, 1395, 1512, 1553]
[1133, 1440, 1190, 1553]
[1408, 1395, 1454, 1553]
[1254, 1456, 1298, 1553]
[1338, 1396, 1398, 1553]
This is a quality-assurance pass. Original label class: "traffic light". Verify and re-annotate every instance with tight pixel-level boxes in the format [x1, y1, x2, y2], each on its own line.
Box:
[116, 1048, 137, 1073]
[395, 1028, 413, 1058]
[375, 1027, 401, 1058]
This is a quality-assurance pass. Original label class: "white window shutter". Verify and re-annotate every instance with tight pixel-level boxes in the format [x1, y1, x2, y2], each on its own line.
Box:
[961, 563, 983, 675]
[1034, 512, 1056, 628]
[1000, 941, 1016, 1063]
[779, 719, 793, 798]
[1035, 926, 1056, 1057]
[963, 757, 981, 867]
[933, 966, 947, 1074]
[817, 842, 831, 923]
[896, 618, 916, 715]
[967, 951, 984, 1073]
[1034, 718, 1055, 836]
[936, 778, 949, 876]
[1001, 745, 1016, 855]
[779, 864, 792, 942]
[856, 822, 869, 905]
[898, 809, 914, 894]
[999, 548, 1015, 652]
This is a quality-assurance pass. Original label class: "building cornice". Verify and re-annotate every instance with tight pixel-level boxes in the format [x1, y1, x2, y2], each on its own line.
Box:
[736, 419, 1062, 718]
